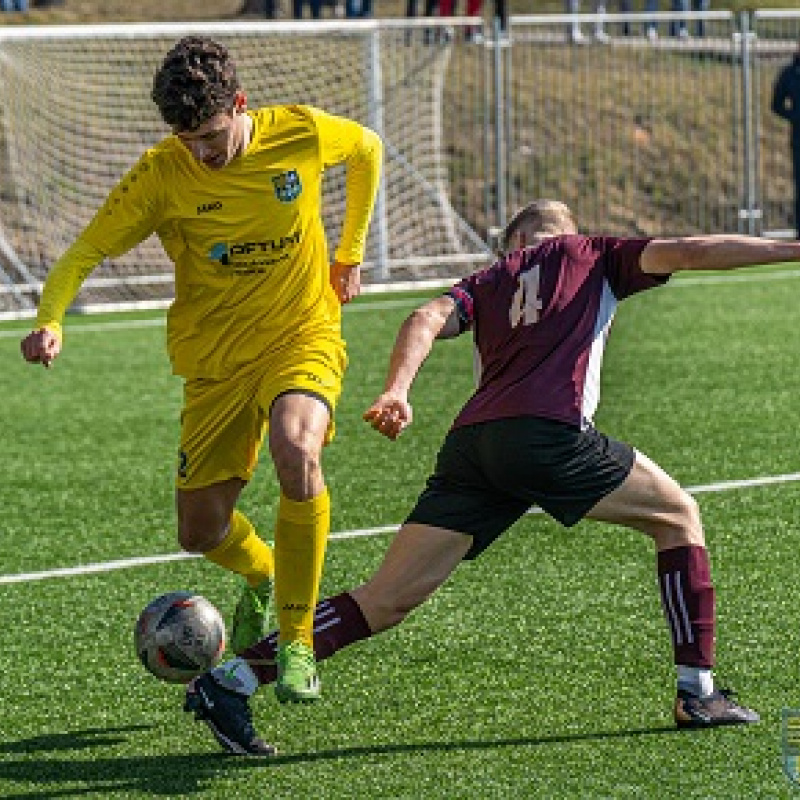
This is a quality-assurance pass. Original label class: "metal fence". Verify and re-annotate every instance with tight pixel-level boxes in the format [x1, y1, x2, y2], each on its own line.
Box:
[0, 12, 799, 318]
[483, 9, 800, 239]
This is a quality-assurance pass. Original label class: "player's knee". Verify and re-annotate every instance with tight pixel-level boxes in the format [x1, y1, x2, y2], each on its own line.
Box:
[659, 489, 705, 549]
[271, 438, 323, 497]
[676, 489, 703, 538]
[177, 508, 230, 553]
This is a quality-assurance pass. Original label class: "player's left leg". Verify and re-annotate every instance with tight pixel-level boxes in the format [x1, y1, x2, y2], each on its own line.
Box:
[211, 421, 524, 694]
[178, 373, 275, 654]
[218, 522, 473, 686]
[268, 390, 332, 703]
[586, 449, 759, 728]
[186, 521, 473, 755]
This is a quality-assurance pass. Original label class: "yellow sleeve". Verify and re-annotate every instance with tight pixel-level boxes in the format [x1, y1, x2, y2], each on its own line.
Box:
[34, 151, 163, 339]
[80, 152, 162, 258]
[34, 237, 106, 341]
[308, 107, 383, 265]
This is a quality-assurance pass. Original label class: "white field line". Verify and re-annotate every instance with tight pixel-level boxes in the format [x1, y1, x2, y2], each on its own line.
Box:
[3, 473, 800, 586]
[0, 297, 426, 338]
[3, 267, 800, 339]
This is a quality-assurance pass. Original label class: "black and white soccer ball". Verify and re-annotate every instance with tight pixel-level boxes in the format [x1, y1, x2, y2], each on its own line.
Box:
[134, 591, 226, 684]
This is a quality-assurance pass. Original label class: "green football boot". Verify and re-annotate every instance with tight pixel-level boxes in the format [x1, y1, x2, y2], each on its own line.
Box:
[275, 641, 320, 703]
[229, 577, 274, 655]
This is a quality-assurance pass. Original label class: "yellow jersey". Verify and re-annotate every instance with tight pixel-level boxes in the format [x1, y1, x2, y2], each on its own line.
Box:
[35, 105, 382, 380]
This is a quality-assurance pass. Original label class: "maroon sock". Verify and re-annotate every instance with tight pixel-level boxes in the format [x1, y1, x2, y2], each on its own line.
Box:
[241, 591, 372, 685]
[657, 545, 715, 668]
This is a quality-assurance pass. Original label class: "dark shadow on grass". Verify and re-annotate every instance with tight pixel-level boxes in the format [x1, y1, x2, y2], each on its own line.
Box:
[268, 723, 685, 765]
[0, 725, 154, 755]
[0, 724, 683, 796]
[0, 751, 239, 797]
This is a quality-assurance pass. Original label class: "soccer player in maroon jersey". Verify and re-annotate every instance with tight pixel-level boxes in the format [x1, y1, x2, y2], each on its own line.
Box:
[184, 199, 800, 755]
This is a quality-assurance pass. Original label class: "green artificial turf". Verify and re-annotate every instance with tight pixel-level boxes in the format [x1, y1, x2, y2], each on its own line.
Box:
[2, 272, 800, 798]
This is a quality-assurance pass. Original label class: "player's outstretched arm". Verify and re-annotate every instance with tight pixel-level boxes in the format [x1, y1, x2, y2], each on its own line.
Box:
[640, 235, 800, 275]
[364, 294, 460, 440]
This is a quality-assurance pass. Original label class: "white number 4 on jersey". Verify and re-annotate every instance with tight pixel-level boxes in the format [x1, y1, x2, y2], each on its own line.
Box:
[509, 265, 543, 327]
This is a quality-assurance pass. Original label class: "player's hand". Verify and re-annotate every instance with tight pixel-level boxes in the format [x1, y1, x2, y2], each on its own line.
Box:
[330, 261, 361, 304]
[20, 327, 61, 368]
[363, 393, 412, 440]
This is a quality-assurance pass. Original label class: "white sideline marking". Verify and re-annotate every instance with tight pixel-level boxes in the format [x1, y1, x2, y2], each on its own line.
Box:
[0, 524, 399, 585]
[3, 474, 800, 586]
[0, 298, 424, 338]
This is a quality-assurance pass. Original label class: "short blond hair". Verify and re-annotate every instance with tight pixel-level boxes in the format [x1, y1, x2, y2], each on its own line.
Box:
[499, 199, 577, 254]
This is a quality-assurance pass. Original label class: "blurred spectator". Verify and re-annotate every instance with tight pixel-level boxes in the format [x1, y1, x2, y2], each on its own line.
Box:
[668, 0, 689, 39]
[612, 0, 654, 38]
[565, 0, 609, 43]
[667, 0, 710, 39]
[439, 0, 482, 18]
[294, 0, 322, 19]
[345, 0, 372, 17]
[439, 0, 483, 41]
[691, 0, 709, 38]
[406, 0, 441, 44]
[642, 0, 659, 41]
[617, 0, 632, 37]
[494, 0, 507, 32]
[772, 39, 800, 239]
[1, 0, 29, 10]
[406, 0, 438, 20]
[238, 0, 275, 15]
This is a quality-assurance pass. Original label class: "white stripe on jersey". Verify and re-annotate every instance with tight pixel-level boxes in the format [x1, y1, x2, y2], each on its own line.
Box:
[581, 279, 618, 427]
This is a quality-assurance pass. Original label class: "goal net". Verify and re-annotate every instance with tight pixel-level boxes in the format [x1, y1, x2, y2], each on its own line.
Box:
[0, 20, 491, 319]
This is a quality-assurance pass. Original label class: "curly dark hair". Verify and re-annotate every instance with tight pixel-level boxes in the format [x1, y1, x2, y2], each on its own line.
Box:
[151, 36, 241, 131]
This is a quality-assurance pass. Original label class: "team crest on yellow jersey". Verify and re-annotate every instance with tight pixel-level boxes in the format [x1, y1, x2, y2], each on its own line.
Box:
[272, 169, 302, 202]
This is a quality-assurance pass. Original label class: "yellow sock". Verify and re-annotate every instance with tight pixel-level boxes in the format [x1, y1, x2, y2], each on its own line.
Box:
[274, 489, 330, 648]
[204, 510, 274, 588]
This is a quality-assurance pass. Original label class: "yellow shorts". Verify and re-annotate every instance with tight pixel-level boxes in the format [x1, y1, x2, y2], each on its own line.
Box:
[176, 341, 346, 489]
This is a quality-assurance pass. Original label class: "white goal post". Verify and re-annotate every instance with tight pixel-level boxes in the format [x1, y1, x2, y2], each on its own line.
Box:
[0, 20, 491, 320]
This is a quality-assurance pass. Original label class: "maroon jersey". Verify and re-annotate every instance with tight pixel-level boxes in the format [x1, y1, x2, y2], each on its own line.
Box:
[448, 235, 666, 430]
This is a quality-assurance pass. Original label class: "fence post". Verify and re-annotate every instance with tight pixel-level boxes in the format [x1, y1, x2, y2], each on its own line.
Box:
[367, 27, 390, 280]
[739, 10, 761, 235]
[492, 14, 508, 232]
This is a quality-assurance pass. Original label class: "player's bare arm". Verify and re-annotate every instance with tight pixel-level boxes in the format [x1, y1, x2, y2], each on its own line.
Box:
[640, 235, 800, 275]
[364, 294, 459, 440]
[20, 327, 62, 368]
[329, 261, 361, 304]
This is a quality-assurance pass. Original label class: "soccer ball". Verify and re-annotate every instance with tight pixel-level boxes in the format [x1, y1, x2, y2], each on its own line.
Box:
[134, 591, 226, 684]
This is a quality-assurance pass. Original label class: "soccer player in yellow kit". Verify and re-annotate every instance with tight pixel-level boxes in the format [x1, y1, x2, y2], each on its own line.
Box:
[20, 36, 382, 703]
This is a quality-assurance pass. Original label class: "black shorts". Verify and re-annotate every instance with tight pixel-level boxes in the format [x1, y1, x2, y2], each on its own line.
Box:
[404, 416, 634, 560]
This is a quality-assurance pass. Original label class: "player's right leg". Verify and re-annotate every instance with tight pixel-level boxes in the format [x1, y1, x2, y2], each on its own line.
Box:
[585, 449, 759, 728]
